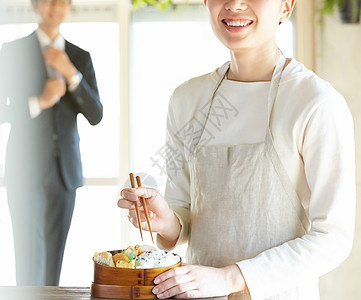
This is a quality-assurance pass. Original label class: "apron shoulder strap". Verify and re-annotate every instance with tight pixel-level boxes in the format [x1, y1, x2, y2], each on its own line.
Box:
[199, 62, 230, 144]
[217, 61, 231, 78]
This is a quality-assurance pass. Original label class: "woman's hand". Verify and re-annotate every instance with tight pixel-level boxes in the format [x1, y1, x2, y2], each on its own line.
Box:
[152, 264, 247, 299]
[118, 187, 181, 243]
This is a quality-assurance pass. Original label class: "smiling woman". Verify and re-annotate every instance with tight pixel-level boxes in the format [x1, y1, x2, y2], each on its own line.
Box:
[121, 0, 355, 299]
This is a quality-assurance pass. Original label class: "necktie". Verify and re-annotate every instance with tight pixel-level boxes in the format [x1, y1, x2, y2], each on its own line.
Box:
[44, 44, 65, 82]
[43, 44, 65, 103]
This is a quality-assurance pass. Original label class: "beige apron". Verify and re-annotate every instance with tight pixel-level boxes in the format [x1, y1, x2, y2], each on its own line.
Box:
[187, 53, 311, 299]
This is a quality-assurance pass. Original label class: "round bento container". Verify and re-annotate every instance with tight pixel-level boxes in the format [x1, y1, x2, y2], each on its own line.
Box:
[91, 250, 181, 299]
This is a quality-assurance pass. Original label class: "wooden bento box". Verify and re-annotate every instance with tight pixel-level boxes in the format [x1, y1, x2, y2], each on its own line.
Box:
[91, 250, 181, 299]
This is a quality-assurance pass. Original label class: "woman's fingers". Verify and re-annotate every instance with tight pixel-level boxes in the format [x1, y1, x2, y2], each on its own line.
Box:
[120, 187, 157, 200]
[118, 187, 158, 210]
[128, 216, 152, 230]
[120, 188, 139, 201]
[118, 187, 153, 208]
[155, 282, 198, 299]
[128, 209, 154, 223]
[153, 266, 195, 299]
[154, 265, 190, 284]
[118, 186, 172, 234]
[152, 265, 234, 299]
[117, 198, 135, 209]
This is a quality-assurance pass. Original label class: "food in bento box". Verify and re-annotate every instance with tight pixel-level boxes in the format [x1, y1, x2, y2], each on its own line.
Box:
[93, 245, 180, 269]
[93, 251, 115, 267]
[134, 249, 180, 268]
[112, 252, 135, 268]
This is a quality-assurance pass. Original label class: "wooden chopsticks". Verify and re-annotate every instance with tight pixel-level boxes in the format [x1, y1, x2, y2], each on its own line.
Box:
[129, 173, 143, 241]
[129, 173, 154, 244]
[136, 175, 154, 244]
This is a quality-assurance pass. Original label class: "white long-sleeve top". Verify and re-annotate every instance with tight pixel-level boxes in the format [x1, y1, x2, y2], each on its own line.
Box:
[160, 59, 356, 299]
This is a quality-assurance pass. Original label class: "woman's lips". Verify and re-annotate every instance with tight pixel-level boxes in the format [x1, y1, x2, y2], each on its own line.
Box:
[221, 19, 253, 33]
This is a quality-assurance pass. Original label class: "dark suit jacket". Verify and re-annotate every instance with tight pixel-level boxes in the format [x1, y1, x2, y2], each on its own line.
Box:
[0, 31, 103, 191]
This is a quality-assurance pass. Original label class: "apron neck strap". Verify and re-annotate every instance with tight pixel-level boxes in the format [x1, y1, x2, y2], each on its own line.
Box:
[207, 61, 230, 116]
[267, 51, 286, 128]
[198, 51, 286, 149]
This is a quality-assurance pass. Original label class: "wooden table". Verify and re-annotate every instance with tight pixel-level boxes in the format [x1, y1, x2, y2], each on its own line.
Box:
[0, 286, 228, 299]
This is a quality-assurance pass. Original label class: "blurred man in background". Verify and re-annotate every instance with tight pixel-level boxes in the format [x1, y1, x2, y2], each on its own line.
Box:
[0, 0, 102, 285]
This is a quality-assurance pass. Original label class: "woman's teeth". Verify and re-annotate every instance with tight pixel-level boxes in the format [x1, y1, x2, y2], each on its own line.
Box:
[225, 20, 251, 27]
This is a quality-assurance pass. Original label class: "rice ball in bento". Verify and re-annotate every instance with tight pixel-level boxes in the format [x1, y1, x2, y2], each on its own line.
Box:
[135, 250, 180, 268]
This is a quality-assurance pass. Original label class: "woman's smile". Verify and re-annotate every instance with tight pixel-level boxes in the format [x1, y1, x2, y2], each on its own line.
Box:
[221, 18, 253, 33]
